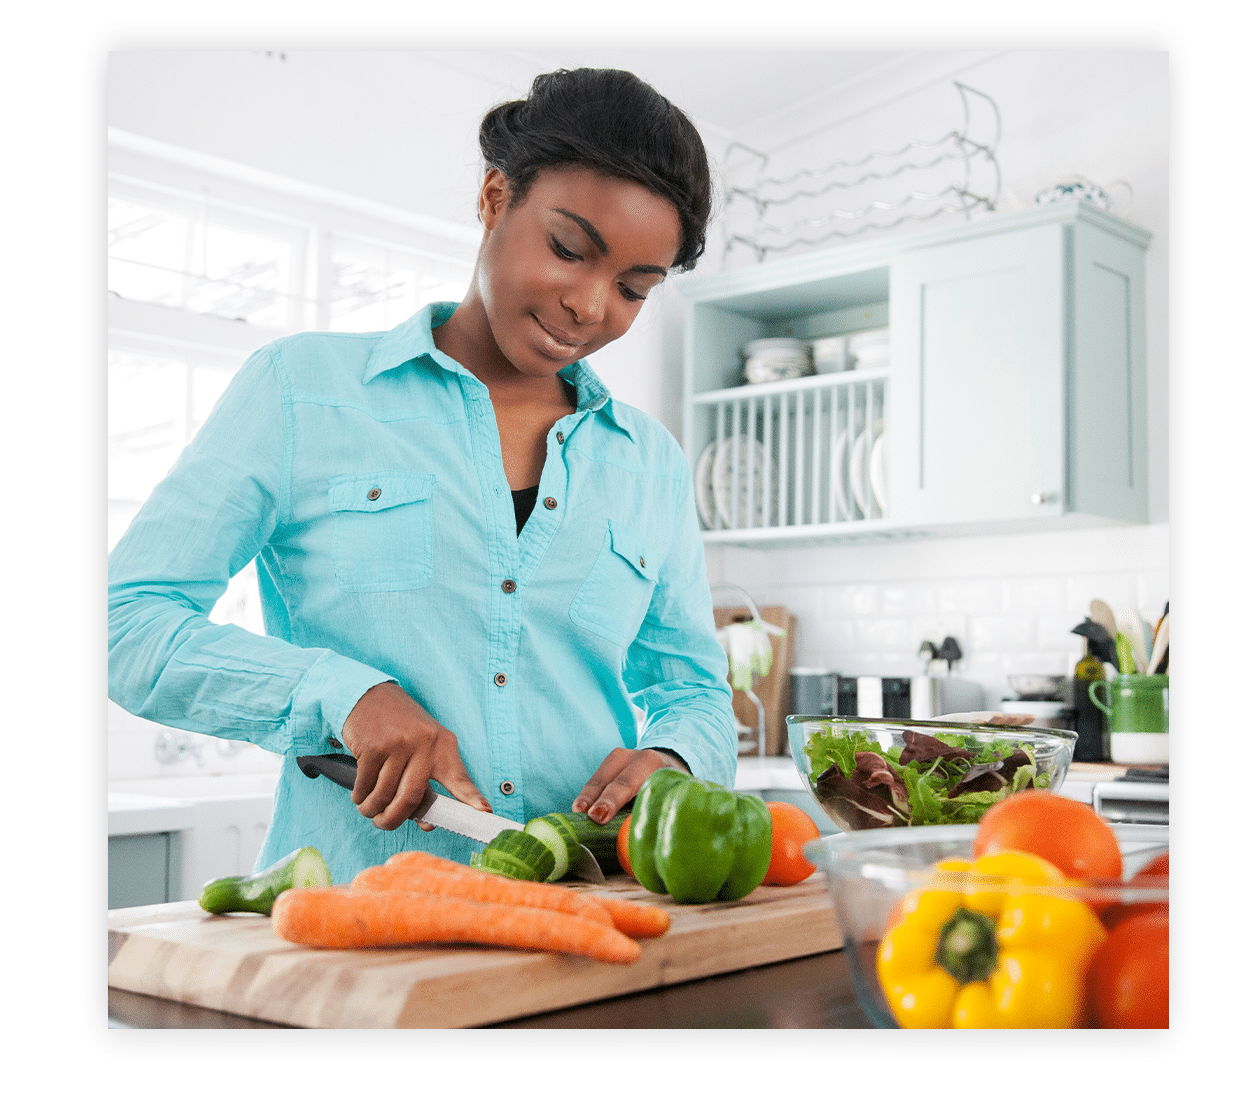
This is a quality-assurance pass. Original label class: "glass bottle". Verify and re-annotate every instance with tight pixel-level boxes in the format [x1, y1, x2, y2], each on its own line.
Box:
[1072, 640, 1108, 762]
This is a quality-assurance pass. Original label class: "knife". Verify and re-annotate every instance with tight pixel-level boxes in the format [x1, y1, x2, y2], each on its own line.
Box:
[296, 753, 606, 884]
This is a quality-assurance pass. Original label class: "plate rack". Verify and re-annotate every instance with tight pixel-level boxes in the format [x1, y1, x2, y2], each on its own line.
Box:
[692, 369, 887, 534]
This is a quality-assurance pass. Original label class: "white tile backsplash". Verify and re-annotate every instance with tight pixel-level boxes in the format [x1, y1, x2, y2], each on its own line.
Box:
[709, 522, 1170, 707]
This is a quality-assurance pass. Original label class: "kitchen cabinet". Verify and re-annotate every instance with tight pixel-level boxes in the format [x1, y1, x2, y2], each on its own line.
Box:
[107, 792, 192, 908]
[680, 201, 1151, 546]
[108, 833, 182, 909]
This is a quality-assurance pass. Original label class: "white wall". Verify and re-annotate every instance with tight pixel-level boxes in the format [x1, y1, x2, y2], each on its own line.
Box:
[693, 51, 1170, 708]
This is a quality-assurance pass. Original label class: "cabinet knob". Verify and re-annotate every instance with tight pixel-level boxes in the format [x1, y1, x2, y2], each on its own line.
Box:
[1030, 490, 1058, 505]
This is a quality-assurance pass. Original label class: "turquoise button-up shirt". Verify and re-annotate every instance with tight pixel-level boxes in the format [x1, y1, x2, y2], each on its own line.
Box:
[108, 302, 737, 884]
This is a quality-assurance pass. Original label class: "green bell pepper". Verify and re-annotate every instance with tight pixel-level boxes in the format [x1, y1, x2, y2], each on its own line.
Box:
[627, 768, 773, 904]
[626, 766, 691, 894]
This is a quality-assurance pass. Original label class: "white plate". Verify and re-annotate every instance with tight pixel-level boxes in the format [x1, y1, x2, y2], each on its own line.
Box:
[712, 435, 770, 528]
[850, 425, 884, 517]
[694, 441, 721, 529]
[849, 430, 869, 517]
[848, 327, 889, 353]
[832, 429, 851, 520]
[869, 432, 887, 512]
[743, 337, 808, 358]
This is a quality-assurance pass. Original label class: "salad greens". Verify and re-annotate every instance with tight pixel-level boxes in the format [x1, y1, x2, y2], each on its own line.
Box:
[804, 725, 1050, 830]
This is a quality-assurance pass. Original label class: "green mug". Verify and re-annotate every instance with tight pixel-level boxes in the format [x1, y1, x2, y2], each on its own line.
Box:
[1089, 673, 1169, 765]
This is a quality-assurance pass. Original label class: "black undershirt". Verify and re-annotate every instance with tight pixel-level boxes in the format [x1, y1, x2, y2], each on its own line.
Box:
[511, 484, 539, 535]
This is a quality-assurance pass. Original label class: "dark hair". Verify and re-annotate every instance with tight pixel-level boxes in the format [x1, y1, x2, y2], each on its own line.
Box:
[479, 68, 712, 272]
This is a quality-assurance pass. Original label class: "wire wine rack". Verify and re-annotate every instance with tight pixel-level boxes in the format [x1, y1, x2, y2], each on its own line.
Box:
[720, 82, 1003, 264]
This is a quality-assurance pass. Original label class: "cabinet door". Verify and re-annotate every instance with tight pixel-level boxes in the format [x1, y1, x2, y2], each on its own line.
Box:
[890, 223, 1067, 525]
[1070, 221, 1149, 523]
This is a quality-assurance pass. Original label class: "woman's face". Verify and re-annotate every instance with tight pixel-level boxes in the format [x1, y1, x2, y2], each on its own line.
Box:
[472, 164, 683, 378]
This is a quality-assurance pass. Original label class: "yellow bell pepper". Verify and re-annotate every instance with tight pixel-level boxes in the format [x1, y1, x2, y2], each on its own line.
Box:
[876, 850, 1107, 1029]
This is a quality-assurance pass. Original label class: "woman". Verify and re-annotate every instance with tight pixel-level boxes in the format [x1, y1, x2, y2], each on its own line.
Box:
[108, 68, 738, 884]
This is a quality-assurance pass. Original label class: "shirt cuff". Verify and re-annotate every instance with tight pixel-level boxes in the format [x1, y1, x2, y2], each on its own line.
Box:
[288, 650, 397, 756]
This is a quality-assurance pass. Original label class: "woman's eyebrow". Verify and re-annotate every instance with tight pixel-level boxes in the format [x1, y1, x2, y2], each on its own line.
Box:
[552, 207, 669, 277]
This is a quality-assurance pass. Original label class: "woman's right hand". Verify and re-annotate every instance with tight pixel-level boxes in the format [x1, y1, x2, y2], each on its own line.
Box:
[339, 681, 491, 831]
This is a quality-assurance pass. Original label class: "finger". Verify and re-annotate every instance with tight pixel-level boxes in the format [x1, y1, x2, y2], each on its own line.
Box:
[350, 751, 384, 807]
[585, 771, 641, 824]
[432, 754, 492, 815]
[583, 756, 655, 824]
[571, 748, 631, 814]
[371, 761, 433, 831]
[355, 755, 404, 820]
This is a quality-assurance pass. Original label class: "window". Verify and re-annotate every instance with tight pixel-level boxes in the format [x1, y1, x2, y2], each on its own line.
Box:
[108, 178, 312, 331]
[330, 235, 472, 333]
[107, 142, 476, 641]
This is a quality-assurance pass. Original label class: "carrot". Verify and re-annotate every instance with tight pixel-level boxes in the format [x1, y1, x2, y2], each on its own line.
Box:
[352, 851, 614, 927]
[592, 895, 671, 940]
[271, 886, 643, 964]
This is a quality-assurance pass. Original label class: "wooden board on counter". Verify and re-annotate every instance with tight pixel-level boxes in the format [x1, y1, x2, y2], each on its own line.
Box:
[108, 874, 840, 1029]
[713, 605, 796, 757]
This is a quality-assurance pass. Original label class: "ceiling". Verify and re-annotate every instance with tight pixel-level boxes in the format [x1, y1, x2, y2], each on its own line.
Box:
[107, 48, 993, 228]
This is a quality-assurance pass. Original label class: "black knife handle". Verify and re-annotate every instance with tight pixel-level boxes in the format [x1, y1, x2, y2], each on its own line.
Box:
[297, 752, 359, 791]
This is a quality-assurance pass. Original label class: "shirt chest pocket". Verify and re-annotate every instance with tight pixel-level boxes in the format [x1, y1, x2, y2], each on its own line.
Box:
[568, 521, 659, 648]
[328, 472, 436, 592]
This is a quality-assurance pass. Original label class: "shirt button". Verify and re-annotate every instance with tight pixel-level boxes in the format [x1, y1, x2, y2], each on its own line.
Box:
[501, 578, 517, 594]
[639, 556, 646, 569]
[555, 430, 565, 444]
[367, 487, 382, 501]
[494, 672, 508, 687]
[543, 496, 557, 510]
[499, 780, 515, 796]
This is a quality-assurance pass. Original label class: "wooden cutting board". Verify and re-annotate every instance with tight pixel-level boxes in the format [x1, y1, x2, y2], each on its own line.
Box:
[108, 874, 839, 1029]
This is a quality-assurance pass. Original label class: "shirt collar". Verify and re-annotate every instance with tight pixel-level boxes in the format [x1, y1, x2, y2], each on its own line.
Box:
[362, 302, 635, 440]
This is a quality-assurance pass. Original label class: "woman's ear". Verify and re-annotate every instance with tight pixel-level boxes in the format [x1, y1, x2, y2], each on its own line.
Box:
[478, 167, 511, 230]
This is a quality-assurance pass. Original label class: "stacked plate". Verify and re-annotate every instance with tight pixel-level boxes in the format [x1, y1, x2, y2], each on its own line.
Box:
[741, 337, 812, 384]
[848, 327, 890, 369]
[694, 435, 776, 529]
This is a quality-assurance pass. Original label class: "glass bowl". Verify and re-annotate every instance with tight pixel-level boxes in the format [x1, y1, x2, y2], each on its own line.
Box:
[787, 715, 1078, 833]
[803, 823, 1169, 1028]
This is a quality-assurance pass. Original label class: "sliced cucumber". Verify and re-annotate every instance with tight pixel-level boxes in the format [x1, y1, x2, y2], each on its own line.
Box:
[523, 810, 631, 879]
[470, 830, 556, 882]
[198, 846, 331, 915]
[523, 814, 581, 881]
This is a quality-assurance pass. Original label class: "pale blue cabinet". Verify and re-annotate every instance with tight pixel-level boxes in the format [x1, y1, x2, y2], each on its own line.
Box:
[680, 201, 1151, 546]
[890, 215, 1148, 529]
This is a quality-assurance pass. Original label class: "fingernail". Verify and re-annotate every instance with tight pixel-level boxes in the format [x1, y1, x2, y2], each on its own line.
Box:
[590, 803, 609, 823]
[572, 799, 589, 813]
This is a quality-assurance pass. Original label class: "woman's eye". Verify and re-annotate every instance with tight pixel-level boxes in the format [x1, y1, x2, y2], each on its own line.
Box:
[619, 284, 647, 303]
[550, 237, 580, 261]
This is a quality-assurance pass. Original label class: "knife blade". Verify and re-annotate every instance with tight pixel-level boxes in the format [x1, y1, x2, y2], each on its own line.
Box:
[295, 753, 605, 884]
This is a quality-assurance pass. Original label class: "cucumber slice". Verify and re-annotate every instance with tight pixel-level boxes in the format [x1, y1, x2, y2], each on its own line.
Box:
[198, 846, 331, 915]
[471, 830, 556, 882]
[523, 814, 581, 882]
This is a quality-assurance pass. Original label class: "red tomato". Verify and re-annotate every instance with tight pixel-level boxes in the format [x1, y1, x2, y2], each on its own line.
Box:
[616, 814, 633, 880]
[762, 801, 821, 886]
[1085, 908, 1169, 1028]
[973, 790, 1123, 881]
[1101, 849, 1169, 930]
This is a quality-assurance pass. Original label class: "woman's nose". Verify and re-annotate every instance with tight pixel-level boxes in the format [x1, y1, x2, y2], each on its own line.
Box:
[561, 277, 607, 325]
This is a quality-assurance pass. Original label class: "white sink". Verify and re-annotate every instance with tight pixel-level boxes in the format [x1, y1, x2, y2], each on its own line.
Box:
[108, 770, 281, 801]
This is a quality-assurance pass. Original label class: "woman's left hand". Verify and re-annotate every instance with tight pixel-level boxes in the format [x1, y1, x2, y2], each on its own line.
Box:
[572, 747, 688, 824]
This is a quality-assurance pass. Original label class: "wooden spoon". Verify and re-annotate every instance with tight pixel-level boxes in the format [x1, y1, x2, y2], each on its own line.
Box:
[1147, 613, 1169, 675]
[1090, 599, 1119, 646]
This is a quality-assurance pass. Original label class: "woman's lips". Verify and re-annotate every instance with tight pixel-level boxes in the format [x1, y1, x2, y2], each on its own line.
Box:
[532, 314, 585, 357]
